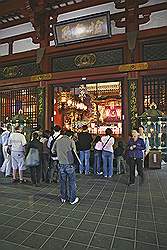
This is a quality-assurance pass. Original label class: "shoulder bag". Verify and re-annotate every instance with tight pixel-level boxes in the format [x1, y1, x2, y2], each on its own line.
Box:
[25, 148, 40, 167]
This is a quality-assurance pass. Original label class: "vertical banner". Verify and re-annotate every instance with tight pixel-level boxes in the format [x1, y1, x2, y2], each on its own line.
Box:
[128, 79, 138, 130]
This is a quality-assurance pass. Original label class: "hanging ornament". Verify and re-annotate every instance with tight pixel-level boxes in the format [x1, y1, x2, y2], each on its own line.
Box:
[79, 85, 87, 101]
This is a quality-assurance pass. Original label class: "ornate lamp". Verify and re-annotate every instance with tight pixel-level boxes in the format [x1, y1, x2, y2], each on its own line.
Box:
[139, 102, 167, 168]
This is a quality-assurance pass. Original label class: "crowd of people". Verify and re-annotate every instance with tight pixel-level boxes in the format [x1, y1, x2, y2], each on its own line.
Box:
[0, 123, 149, 204]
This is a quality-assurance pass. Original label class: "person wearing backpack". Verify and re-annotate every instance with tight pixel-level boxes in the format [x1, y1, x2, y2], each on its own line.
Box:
[47, 125, 62, 183]
[26, 132, 43, 186]
[101, 128, 115, 178]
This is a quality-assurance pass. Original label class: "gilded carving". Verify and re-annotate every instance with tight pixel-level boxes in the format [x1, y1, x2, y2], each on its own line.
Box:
[3, 66, 20, 78]
[119, 62, 148, 72]
[129, 80, 138, 129]
[74, 53, 96, 68]
[31, 73, 52, 82]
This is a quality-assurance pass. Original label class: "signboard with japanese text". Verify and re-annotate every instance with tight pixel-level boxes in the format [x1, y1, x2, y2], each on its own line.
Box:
[53, 12, 111, 46]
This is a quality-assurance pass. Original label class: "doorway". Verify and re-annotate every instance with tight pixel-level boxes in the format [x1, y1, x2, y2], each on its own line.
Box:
[53, 80, 123, 136]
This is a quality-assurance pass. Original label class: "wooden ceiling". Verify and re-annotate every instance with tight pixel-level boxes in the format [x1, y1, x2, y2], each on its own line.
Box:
[0, 0, 114, 29]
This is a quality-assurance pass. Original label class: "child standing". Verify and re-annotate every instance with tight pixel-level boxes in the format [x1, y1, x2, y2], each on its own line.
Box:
[114, 140, 126, 175]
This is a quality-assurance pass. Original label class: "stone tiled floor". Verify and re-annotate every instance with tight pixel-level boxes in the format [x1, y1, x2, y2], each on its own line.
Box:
[0, 167, 167, 250]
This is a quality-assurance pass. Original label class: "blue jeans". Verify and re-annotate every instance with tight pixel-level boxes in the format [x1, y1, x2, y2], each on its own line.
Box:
[59, 164, 77, 203]
[102, 150, 113, 177]
[79, 150, 90, 174]
[94, 150, 102, 174]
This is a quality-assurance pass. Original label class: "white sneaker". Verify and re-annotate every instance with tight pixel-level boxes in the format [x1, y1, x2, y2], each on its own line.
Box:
[70, 197, 79, 205]
[97, 172, 103, 175]
[61, 198, 66, 203]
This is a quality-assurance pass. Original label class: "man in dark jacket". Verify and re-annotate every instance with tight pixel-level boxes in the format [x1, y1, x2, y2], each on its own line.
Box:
[127, 130, 146, 186]
[78, 125, 93, 175]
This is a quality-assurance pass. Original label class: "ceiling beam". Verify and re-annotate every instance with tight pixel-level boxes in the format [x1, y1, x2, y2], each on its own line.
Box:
[50, 0, 114, 15]
[0, 0, 27, 16]
[0, 18, 29, 30]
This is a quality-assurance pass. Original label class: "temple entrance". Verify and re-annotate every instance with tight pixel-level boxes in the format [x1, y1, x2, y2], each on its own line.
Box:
[53, 81, 123, 136]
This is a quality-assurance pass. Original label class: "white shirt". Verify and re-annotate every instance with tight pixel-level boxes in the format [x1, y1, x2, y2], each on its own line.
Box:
[95, 141, 103, 151]
[8, 132, 27, 152]
[1, 130, 11, 146]
[47, 131, 62, 160]
[101, 135, 115, 153]
[139, 134, 150, 156]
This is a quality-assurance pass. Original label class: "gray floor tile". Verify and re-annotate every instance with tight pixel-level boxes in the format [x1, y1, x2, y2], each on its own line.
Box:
[115, 226, 135, 240]
[136, 229, 157, 245]
[21, 233, 48, 249]
[5, 229, 31, 244]
[157, 232, 167, 247]
[41, 237, 67, 250]
[136, 242, 158, 250]
[0, 226, 16, 240]
[78, 220, 97, 232]
[90, 233, 113, 249]
[112, 237, 134, 250]
[35, 222, 57, 236]
[65, 241, 87, 249]
[71, 230, 93, 245]
[96, 223, 115, 236]
[52, 226, 75, 240]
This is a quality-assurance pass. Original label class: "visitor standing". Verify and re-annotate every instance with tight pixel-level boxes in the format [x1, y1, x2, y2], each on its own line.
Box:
[47, 125, 62, 183]
[0, 124, 12, 177]
[93, 135, 103, 175]
[101, 128, 115, 178]
[78, 125, 93, 175]
[114, 140, 126, 175]
[127, 130, 146, 186]
[52, 130, 79, 205]
[26, 132, 43, 186]
[8, 126, 27, 183]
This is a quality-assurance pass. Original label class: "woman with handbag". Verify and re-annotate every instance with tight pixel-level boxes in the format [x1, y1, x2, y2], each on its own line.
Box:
[101, 128, 115, 178]
[25, 132, 43, 186]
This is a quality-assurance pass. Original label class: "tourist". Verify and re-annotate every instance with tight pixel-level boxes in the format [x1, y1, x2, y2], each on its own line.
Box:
[0, 124, 12, 177]
[138, 125, 150, 168]
[114, 140, 126, 175]
[40, 130, 51, 182]
[8, 126, 27, 183]
[47, 125, 62, 183]
[26, 132, 43, 186]
[78, 125, 93, 175]
[101, 128, 115, 177]
[127, 130, 146, 186]
[52, 130, 79, 205]
[93, 135, 103, 175]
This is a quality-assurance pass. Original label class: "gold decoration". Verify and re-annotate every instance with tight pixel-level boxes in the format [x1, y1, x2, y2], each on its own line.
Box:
[74, 53, 96, 68]
[3, 66, 20, 78]
[31, 73, 52, 82]
[119, 62, 148, 72]
[129, 80, 138, 129]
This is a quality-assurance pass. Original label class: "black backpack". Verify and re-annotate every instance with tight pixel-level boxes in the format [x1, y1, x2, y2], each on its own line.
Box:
[50, 134, 61, 158]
